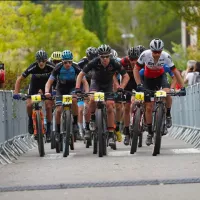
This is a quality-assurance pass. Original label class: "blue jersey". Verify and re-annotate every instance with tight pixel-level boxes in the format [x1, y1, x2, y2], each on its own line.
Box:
[139, 64, 174, 77]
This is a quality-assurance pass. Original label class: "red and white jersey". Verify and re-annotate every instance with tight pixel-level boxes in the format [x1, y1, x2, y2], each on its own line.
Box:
[136, 49, 175, 78]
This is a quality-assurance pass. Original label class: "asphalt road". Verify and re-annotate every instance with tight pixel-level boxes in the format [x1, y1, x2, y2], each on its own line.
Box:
[1, 133, 200, 200]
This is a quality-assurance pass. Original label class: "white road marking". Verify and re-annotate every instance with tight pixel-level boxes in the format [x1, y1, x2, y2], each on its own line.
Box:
[108, 151, 132, 157]
[43, 153, 76, 159]
[171, 148, 200, 154]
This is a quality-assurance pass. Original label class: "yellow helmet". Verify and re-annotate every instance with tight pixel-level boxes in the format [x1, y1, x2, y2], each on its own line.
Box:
[51, 51, 62, 61]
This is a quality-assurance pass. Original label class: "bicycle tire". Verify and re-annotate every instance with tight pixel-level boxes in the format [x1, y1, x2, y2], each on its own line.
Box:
[130, 107, 142, 154]
[36, 112, 45, 157]
[63, 110, 70, 157]
[152, 104, 164, 156]
[70, 115, 74, 150]
[97, 109, 103, 157]
[138, 133, 143, 148]
[93, 132, 97, 154]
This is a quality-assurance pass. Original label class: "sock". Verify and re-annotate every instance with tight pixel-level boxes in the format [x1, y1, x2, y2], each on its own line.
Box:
[73, 115, 78, 124]
[166, 108, 171, 117]
[147, 124, 153, 135]
[85, 122, 90, 130]
[78, 122, 83, 133]
[115, 121, 120, 132]
[28, 116, 33, 124]
[47, 122, 51, 133]
[125, 126, 130, 136]
[91, 113, 95, 121]
[57, 124, 60, 133]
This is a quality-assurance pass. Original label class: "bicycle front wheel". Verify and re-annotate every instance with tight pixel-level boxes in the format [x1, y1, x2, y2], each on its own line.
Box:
[97, 109, 103, 157]
[130, 107, 142, 154]
[63, 110, 70, 157]
[36, 111, 45, 157]
[152, 104, 164, 156]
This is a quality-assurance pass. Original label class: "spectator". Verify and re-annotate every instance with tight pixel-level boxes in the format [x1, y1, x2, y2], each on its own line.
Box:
[191, 61, 200, 84]
[184, 60, 196, 86]
[0, 61, 5, 89]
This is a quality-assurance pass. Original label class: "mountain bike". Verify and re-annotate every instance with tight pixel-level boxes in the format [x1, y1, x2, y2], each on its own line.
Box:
[55, 95, 75, 157]
[18, 94, 50, 157]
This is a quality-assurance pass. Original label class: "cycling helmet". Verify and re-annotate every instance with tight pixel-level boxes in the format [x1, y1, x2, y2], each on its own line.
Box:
[128, 47, 140, 58]
[149, 38, 164, 51]
[111, 49, 118, 58]
[86, 47, 98, 60]
[136, 45, 146, 55]
[98, 44, 111, 55]
[51, 51, 62, 61]
[61, 50, 73, 60]
[36, 50, 48, 60]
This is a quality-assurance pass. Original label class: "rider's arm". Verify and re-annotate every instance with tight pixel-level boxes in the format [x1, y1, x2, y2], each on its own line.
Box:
[116, 62, 130, 89]
[171, 67, 184, 88]
[113, 74, 120, 88]
[170, 76, 176, 89]
[81, 77, 89, 93]
[45, 78, 54, 93]
[14, 75, 25, 94]
[133, 63, 143, 85]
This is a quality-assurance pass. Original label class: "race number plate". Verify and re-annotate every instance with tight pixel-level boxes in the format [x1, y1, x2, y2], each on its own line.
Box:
[134, 92, 144, 101]
[155, 90, 167, 97]
[94, 92, 104, 102]
[31, 95, 41, 102]
[62, 95, 72, 105]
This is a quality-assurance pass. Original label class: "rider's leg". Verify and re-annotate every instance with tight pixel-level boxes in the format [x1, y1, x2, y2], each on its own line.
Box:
[115, 102, 122, 140]
[26, 98, 33, 134]
[77, 103, 84, 137]
[55, 105, 62, 141]
[45, 100, 53, 141]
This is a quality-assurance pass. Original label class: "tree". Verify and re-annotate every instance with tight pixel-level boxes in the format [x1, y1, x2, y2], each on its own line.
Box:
[0, 1, 101, 90]
[83, 0, 103, 42]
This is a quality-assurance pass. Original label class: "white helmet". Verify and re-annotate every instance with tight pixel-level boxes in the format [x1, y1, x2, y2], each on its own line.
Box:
[111, 49, 118, 58]
[150, 38, 164, 51]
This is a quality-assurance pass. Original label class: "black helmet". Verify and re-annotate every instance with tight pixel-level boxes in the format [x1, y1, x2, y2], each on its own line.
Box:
[137, 45, 146, 55]
[86, 47, 98, 60]
[36, 50, 48, 60]
[128, 47, 140, 58]
[98, 44, 111, 55]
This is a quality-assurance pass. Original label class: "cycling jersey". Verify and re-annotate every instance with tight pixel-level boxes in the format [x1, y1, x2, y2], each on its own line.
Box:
[136, 50, 175, 78]
[83, 57, 126, 85]
[120, 56, 137, 91]
[139, 64, 174, 77]
[50, 62, 81, 94]
[22, 61, 55, 95]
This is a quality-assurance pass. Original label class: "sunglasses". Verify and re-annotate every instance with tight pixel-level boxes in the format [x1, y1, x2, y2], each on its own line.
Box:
[129, 57, 138, 61]
[37, 59, 47, 63]
[63, 60, 72, 64]
[100, 55, 110, 59]
[53, 60, 61, 64]
[152, 51, 162, 54]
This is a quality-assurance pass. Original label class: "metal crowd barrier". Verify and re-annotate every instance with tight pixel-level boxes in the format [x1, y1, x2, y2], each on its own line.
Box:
[0, 91, 37, 164]
[169, 83, 200, 148]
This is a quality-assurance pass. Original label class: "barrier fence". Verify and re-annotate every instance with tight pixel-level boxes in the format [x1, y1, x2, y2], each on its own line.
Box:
[170, 83, 200, 147]
[0, 91, 37, 164]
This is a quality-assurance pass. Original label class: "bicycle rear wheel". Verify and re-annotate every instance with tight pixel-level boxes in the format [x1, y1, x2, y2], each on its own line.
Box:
[93, 132, 98, 154]
[63, 110, 70, 157]
[36, 112, 45, 157]
[70, 115, 74, 150]
[130, 107, 142, 154]
[152, 104, 164, 156]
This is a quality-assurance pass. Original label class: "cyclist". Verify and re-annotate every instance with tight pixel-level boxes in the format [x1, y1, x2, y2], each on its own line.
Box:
[13, 50, 55, 142]
[49, 51, 62, 65]
[75, 44, 130, 147]
[45, 50, 89, 142]
[77, 47, 98, 136]
[115, 45, 146, 145]
[133, 38, 186, 146]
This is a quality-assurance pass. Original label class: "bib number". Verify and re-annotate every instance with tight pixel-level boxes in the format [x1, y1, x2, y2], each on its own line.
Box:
[94, 92, 104, 102]
[155, 90, 167, 97]
[134, 92, 144, 101]
[31, 95, 41, 102]
[62, 95, 72, 105]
